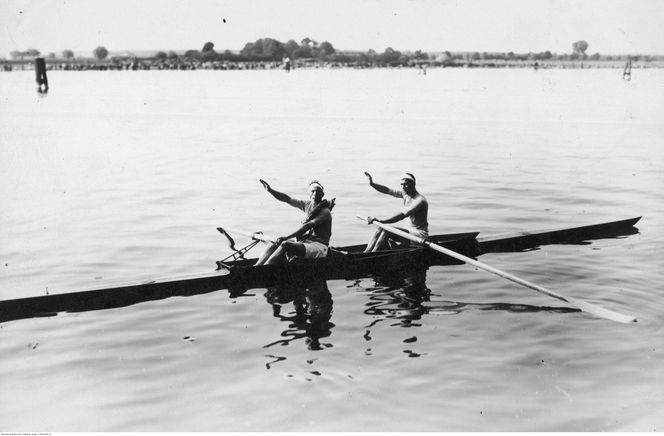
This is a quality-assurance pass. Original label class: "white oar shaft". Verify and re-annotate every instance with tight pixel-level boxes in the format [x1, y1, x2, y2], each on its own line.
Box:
[359, 217, 636, 323]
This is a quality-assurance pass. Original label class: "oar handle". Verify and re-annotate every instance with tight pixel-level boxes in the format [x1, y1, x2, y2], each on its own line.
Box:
[357, 215, 636, 323]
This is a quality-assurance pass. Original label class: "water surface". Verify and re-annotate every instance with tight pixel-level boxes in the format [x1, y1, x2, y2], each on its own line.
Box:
[0, 68, 663, 431]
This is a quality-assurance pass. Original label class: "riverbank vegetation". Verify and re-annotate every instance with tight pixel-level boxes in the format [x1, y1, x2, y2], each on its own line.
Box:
[3, 37, 663, 71]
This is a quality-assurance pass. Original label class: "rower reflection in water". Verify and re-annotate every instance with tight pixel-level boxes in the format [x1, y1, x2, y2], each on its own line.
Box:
[256, 179, 334, 265]
[363, 172, 429, 252]
[364, 268, 431, 329]
[263, 280, 334, 351]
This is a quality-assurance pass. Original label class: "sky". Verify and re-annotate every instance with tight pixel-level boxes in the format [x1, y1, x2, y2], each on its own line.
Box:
[1, 0, 663, 58]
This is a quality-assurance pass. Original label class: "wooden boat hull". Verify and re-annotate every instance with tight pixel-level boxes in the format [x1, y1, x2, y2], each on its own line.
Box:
[0, 217, 641, 323]
[475, 216, 641, 253]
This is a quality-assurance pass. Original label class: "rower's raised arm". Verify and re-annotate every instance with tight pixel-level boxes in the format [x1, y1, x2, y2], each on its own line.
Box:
[259, 179, 293, 204]
[364, 172, 391, 195]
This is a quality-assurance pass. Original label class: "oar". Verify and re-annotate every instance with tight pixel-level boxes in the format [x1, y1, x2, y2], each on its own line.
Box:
[216, 227, 277, 244]
[356, 216, 636, 324]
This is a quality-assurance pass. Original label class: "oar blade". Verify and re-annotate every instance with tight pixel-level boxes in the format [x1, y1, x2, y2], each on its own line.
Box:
[567, 297, 637, 324]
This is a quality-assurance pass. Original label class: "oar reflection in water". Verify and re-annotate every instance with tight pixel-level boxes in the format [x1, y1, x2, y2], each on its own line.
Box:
[360, 268, 579, 335]
[262, 280, 334, 352]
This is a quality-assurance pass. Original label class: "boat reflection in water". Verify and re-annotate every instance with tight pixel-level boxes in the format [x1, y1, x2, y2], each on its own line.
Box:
[256, 264, 582, 359]
[262, 280, 334, 352]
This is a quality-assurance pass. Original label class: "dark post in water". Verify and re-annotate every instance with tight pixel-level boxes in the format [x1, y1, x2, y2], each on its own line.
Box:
[35, 57, 49, 94]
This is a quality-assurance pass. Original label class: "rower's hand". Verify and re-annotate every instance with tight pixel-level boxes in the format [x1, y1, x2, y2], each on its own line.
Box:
[259, 179, 271, 191]
[275, 236, 285, 246]
[364, 172, 373, 184]
[367, 216, 377, 224]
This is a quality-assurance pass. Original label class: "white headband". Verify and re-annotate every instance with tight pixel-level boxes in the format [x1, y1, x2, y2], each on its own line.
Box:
[309, 182, 324, 192]
[400, 173, 415, 183]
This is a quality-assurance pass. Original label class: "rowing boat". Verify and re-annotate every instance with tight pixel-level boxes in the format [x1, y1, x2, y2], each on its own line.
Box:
[0, 217, 641, 323]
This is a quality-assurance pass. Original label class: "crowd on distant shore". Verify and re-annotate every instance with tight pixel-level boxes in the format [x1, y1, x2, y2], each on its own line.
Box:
[2, 59, 290, 71]
[2, 57, 662, 72]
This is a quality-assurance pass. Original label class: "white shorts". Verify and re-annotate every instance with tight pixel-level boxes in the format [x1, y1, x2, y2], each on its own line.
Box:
[387, 227, 428, 247]
[407, 229, 429, 247]
[303, 241, 329, 259]
[408, 228, 429, 240]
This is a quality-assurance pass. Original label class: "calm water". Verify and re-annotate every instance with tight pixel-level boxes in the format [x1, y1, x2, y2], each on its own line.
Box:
[1, 68, 663, 431]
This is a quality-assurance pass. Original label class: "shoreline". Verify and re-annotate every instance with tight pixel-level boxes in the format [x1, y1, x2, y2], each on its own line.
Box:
[2, 58, 662, 72]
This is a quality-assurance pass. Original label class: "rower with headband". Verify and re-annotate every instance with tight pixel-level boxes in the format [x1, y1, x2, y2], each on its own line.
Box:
[362, 171, 429, 252]
[256, 179, 334, 265]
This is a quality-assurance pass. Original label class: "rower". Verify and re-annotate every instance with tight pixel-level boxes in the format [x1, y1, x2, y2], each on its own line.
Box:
[363, 172, 429, 252]
[256, 179, 334, 265]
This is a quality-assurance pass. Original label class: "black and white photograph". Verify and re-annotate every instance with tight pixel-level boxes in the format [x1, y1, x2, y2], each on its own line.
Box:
[1, 0, 662, 431]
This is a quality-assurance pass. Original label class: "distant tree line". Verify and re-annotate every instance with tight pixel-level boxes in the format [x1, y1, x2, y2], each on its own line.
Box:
[5, 38, 663, 66]
[107, 38, 656, 64]
[157, 37, 431, 65]
[9, 46, 108, 60]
